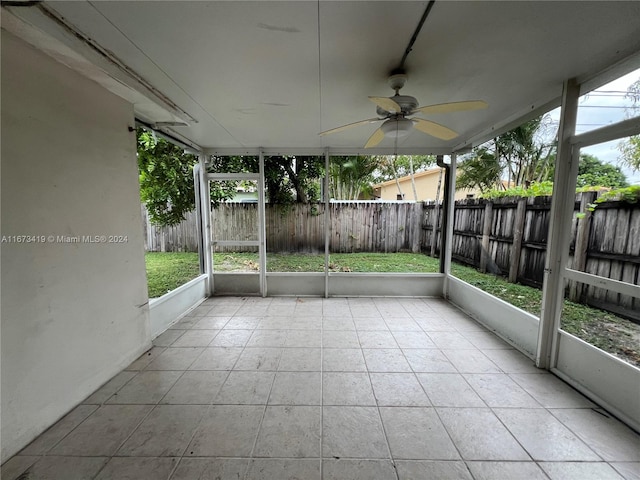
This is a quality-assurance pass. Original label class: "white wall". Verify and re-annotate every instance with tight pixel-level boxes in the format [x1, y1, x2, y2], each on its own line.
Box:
[1, 31, 151, 461]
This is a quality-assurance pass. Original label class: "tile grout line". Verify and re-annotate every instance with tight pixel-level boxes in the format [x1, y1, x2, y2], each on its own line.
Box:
[396, 303, 474, 478]
[169, 299, 248, 478]
[365, 301, 401, 480]
[320, 299, 326, 479]
[242, 301, 285, 480]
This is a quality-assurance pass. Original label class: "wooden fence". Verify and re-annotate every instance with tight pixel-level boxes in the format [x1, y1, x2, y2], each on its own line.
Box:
[210, 202, 424, 254]
[142, 206, 200, 253]
[143, 202, 424, 254]
[446, 193, 639, 321]
[143, 195, 639, 320]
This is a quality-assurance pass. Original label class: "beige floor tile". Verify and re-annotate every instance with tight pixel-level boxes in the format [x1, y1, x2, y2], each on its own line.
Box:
[494, 408, 601, 461]
[322, 406, 389, 459]
[466, 461, 548, 480]
[20, 405, 99, 455]
[369, 373, 431, 406]
[95, 457, 177, 480]
[185, 405, 263, 457]
[254, 406, 321, 457]
[380, 407, 459, 460]
[395, 460, 473, 480]
[322, 459, 397, 480]
[50, 405, 152, 456]
[117, 405, 207, 456]
[437, 408, 530, 460]
[245, 458, 320, 480]
[323, 372, 376, 406]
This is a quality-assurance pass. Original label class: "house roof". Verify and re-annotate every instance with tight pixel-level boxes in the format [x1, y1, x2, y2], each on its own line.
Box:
[3, 1, 640, 155]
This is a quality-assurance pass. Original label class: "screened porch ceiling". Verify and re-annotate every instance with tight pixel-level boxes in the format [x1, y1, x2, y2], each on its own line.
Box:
[5, 1, 640, 154]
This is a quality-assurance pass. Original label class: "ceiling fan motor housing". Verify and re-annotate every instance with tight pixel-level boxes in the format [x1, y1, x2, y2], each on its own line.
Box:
[376, 95, 419, 116]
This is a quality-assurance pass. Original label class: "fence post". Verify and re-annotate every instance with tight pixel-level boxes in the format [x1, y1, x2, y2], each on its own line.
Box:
[430, 202, 439, 257]
[569, 191, 596, 301]
[508, 198, 527, 283]
[479, 201, 493, 273]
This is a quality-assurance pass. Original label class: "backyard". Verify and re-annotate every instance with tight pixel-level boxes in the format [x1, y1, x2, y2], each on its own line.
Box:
[145, 251, 640, 367]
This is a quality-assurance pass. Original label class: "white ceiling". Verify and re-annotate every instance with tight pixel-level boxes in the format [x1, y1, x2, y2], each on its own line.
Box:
[5, 1, 640, 154]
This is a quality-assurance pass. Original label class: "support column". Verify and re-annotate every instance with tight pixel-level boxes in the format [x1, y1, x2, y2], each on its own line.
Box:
[193, 164, 205, 274]
[536, 78, 580, 369]
[443, 154, 457, 297]
[198, 154, 214, 296]
[258, 149, 267, 297]
[324, 148, 330, 298]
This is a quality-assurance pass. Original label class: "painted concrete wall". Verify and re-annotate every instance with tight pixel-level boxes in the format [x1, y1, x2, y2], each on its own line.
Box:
[1, 31, 151, 461]
[374, 169, 479, 201]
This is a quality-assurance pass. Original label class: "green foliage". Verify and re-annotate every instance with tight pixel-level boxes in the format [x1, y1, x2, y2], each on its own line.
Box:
[481, 181, 553, 199]
[458, 116, 556, 192]
[479, 154, 627, 200]
[138, 128, 199, 227]
[210, 155, 323, 204]
[263, 155, 323, 204]
[575, 185, 638, 220]
[576, 154, 627, 189]
[617, 78, 640, 172]
[596, 185, 640, 204]
[457, 147, 503, 192]
[329, 156, 378, 200]
[618, 135, 640, 172]
[371, 155, 435, 184]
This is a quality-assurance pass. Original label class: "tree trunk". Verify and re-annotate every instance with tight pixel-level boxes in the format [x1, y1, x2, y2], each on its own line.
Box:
[392, 161, 403, 199]
[284, 160, 308, 203]
[409, 156, 418, 201]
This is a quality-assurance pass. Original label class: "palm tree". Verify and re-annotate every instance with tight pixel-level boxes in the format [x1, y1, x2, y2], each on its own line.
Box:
[458, 115, 556, 191]
[329, 156, 378, 200]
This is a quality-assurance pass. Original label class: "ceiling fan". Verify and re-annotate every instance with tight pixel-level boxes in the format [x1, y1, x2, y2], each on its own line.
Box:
[319, 73, 488, 148]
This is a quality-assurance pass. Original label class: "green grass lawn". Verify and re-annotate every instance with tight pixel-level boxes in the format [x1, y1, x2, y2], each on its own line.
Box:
[212, 252, 440, 273]
[145, 252, 200, 298]
[145, 251, 639, 366]
[451, 262, 640, 367]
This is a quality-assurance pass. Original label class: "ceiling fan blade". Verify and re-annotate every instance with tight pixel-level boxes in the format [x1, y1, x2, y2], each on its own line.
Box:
[413, 118, 459, 140]
[319, 117, 382, 136]
[414, 100, 488, 115]
[364, 128, 385, 148]
[368, 96, 402, 113]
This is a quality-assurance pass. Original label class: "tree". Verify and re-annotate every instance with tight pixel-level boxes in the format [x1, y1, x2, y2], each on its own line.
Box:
[138, 131, 325, 226]
[137, 128, 199, 227]
[456, 147, 503, 192]
[576, 154, 628, 189]
[457, 115, 556, 192]
[210, 155, 323, 204]
[329, 156, 378, 200]
[263, 156, 323, 203]
[619, 135, 640, 172]
[371, 155, 435, 200]
[618, 78, 640, 171]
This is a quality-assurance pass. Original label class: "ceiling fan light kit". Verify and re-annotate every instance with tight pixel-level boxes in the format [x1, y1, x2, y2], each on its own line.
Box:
[381, 117, 414, 138]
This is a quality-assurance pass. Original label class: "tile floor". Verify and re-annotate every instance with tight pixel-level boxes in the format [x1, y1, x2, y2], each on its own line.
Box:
[3, 296, 640, 480]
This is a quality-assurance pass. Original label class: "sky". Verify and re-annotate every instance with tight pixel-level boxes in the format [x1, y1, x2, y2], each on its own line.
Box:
[547, 68, 640, 184]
